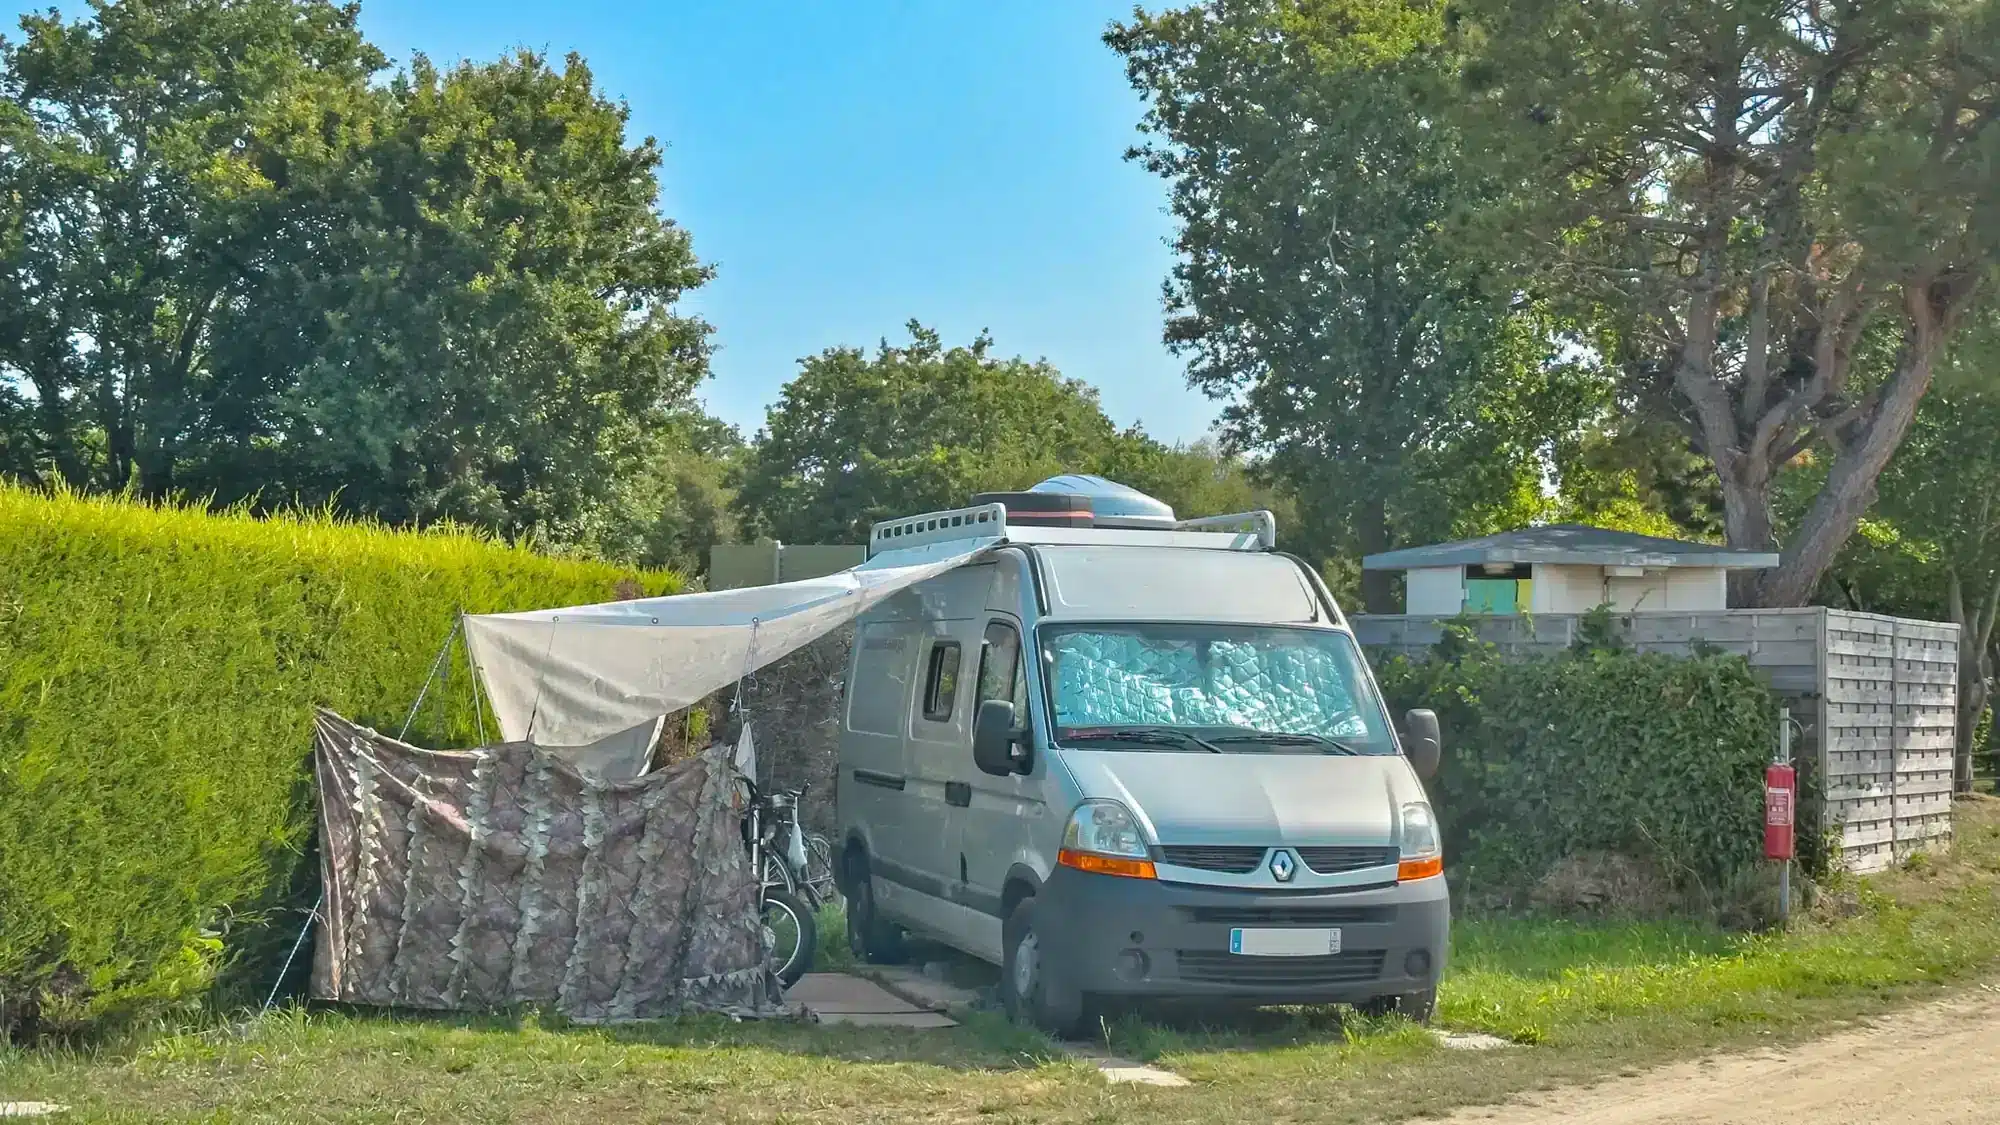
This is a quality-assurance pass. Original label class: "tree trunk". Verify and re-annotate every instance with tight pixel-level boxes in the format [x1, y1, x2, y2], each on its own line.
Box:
[99, 378, 135, 491]
[1963, 675, 1993, 793]
[1356, 493, 1398, 615]
[1948, 569, 1999, 793]
[1718, 464, 1775, 607]
[29, 365, 89, 489]
[138, 449, 175, 500]
[1755, 283, 1958, 607]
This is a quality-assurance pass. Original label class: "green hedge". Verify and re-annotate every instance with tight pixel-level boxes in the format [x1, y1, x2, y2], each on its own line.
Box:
[0, 486, 677, 1037]
[1373, 625, 1779, 898]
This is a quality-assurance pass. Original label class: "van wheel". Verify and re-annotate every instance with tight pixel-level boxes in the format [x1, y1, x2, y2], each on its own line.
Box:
[844, 852, 907, 965]
[1001, 898, 1085, 1038]
[1360, 987, 1436, 1024]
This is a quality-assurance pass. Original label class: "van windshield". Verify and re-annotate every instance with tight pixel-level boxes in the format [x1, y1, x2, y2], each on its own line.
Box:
[1038, 623, 1397, 755]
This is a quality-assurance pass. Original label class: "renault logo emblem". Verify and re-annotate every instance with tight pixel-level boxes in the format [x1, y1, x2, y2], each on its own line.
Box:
[1269, 850, 1296, 882]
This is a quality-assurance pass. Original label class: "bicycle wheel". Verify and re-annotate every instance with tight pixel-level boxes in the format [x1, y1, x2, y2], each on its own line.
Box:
[761, 886, 817, 987]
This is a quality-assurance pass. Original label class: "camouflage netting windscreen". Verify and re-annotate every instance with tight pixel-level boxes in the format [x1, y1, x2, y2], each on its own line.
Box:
[311, 710, 782, 1021]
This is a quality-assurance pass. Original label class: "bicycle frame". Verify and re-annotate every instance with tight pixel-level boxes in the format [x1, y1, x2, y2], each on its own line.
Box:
[744, 779, 815, 907]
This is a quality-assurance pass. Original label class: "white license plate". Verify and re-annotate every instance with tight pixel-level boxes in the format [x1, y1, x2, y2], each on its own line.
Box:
[1229, 927, 1341, 957]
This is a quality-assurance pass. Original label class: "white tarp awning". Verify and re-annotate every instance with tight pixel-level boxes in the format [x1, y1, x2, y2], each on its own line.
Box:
[463, 538, 997, 746]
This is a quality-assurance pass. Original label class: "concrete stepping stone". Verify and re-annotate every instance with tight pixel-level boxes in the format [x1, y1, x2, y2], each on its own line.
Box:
[1066, 1047, 1192, 1087]
[855, 964, 984, 1014]
[1436, 1030, 1512, 1051]
[785, 973, 957, 1028]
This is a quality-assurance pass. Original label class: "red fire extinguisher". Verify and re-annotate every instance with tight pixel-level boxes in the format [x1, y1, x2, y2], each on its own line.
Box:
[1764, 762, 1796, 861]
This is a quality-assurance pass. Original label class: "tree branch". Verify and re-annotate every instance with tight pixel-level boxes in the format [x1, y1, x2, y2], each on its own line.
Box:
[170, 289, 221, 387]
[1739, 268, 1775, 430]
[1978, 567, 2000, 656]
[1758, 266, 1987, 605]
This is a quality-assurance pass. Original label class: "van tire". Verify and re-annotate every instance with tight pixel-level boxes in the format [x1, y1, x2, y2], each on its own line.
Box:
[1360, 987, 1436, 1024]
[844, 852, 908, 965]
[1001, 898, 1085, 1038]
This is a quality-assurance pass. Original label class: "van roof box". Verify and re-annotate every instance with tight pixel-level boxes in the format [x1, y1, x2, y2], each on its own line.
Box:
[868, 475, 1277, 558]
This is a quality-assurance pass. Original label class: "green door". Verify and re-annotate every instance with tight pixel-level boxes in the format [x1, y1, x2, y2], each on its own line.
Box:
[1463, 578, 1519, 615]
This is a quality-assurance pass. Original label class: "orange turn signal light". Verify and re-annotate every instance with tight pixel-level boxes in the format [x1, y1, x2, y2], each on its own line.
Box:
[1398, 854, 1444, 882]
[1058, 848, 1157, 880]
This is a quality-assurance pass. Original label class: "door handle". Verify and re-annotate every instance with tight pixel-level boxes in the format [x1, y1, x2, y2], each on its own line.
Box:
[944, 781, 971, 807]
[852, 769, 905, 791]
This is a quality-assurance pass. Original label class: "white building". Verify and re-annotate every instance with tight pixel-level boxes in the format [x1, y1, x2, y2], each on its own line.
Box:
[1361, 526, 1779, 616]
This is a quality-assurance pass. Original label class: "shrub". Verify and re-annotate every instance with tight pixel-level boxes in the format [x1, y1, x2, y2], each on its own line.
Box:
[0, 486, 677, 1039]
[1374, 623, 1778, 904]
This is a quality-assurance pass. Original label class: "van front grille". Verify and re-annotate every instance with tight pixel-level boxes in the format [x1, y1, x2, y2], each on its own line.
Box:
[1156, 846, 1398, 877]
[1184, 904, 1391, 926]
[1297, 846, 1398, 874]
[1175, 949, 1385, 987]
[1157, 846, 1265, 874]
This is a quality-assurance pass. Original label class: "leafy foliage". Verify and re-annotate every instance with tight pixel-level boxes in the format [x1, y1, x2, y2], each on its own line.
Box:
[1554, 420, 1727, 541]
[0, 484, 676, 1039]
[1374, 628, 1779, 896]
[1108, 1, 1617, 608]
[0, 1, 713, 558]
[1874, 386, 2000, 777]
[1447, 0, 2000, 605]
[732, 322, 1283, 544]
[1821, 369, 2000, 781]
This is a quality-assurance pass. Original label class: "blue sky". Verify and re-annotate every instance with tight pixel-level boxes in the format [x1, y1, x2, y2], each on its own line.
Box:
[7, 1, 1222, 443]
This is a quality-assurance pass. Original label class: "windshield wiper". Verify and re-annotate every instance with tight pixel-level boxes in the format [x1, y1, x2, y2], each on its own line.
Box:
[1206, 731, 1364, 755]
[1062, 726, 1225, 754]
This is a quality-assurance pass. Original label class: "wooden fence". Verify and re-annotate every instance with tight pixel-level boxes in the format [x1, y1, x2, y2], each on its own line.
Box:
[1352, 608, 1960, 873]
[708, 542, 867, 591]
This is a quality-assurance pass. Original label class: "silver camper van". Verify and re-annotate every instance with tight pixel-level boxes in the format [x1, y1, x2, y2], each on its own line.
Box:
[833, 476, 1447, 1035]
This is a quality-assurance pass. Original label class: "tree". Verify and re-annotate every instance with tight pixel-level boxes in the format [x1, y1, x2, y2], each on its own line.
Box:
[732, 322, 1277, 544]
[1, 2, 714, 555]
[1097, 436, 1293, 531]
[1814, 307, 2000, 785]
[1108, 1, 1609, 611]
[0, 0, 386, 495]
[581, 405, 745, 577]
[207, 49, 714, 545]
[1449, 0, 2000, 606]
[1556, 419, 1727, 540]
[1869, 383, 2000, 787]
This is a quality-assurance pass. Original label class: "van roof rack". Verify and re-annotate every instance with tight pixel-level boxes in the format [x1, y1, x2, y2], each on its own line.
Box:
[867, 502, 1278, 558]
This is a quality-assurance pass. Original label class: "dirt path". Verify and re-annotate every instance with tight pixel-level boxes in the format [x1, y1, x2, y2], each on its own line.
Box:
[1446, 985, 2000, 1125]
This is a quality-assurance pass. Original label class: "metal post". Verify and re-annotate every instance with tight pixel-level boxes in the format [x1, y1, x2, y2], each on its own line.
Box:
[1779, 706, 1792, 925]
[400, 618, 461, 742]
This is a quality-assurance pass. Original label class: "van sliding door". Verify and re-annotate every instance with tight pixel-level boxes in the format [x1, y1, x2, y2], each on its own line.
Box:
[955, 618, 1040, 956]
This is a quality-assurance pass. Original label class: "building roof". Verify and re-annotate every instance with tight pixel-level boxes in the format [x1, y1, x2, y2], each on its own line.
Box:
[1361, 525, 1780, 571]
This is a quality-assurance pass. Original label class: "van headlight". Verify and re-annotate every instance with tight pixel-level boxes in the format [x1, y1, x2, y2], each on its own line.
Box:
[1058, 800, 1156, 880]
[1398, 801, 1443, 882]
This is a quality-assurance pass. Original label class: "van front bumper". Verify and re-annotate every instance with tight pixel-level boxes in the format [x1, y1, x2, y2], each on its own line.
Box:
[1034, 867, 1449, 1007]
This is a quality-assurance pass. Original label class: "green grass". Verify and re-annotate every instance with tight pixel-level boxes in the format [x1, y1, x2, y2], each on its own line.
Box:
[5, 798, 1999, 1124]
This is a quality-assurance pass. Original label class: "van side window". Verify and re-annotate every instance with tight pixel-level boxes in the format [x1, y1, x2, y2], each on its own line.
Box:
[847, 623, 913, 736]
[977, 622, 1022, 706]
[921, 641, 962, 722]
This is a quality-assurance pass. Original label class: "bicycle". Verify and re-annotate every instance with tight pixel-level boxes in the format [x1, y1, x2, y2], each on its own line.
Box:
[742, 778, 820, 987]
[803, 830, 838, 904]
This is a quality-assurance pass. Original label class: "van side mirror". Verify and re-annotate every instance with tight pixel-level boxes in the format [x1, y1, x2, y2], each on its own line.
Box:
[974, 699, 1028, 776]
[1403, 708, 1442, 779]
